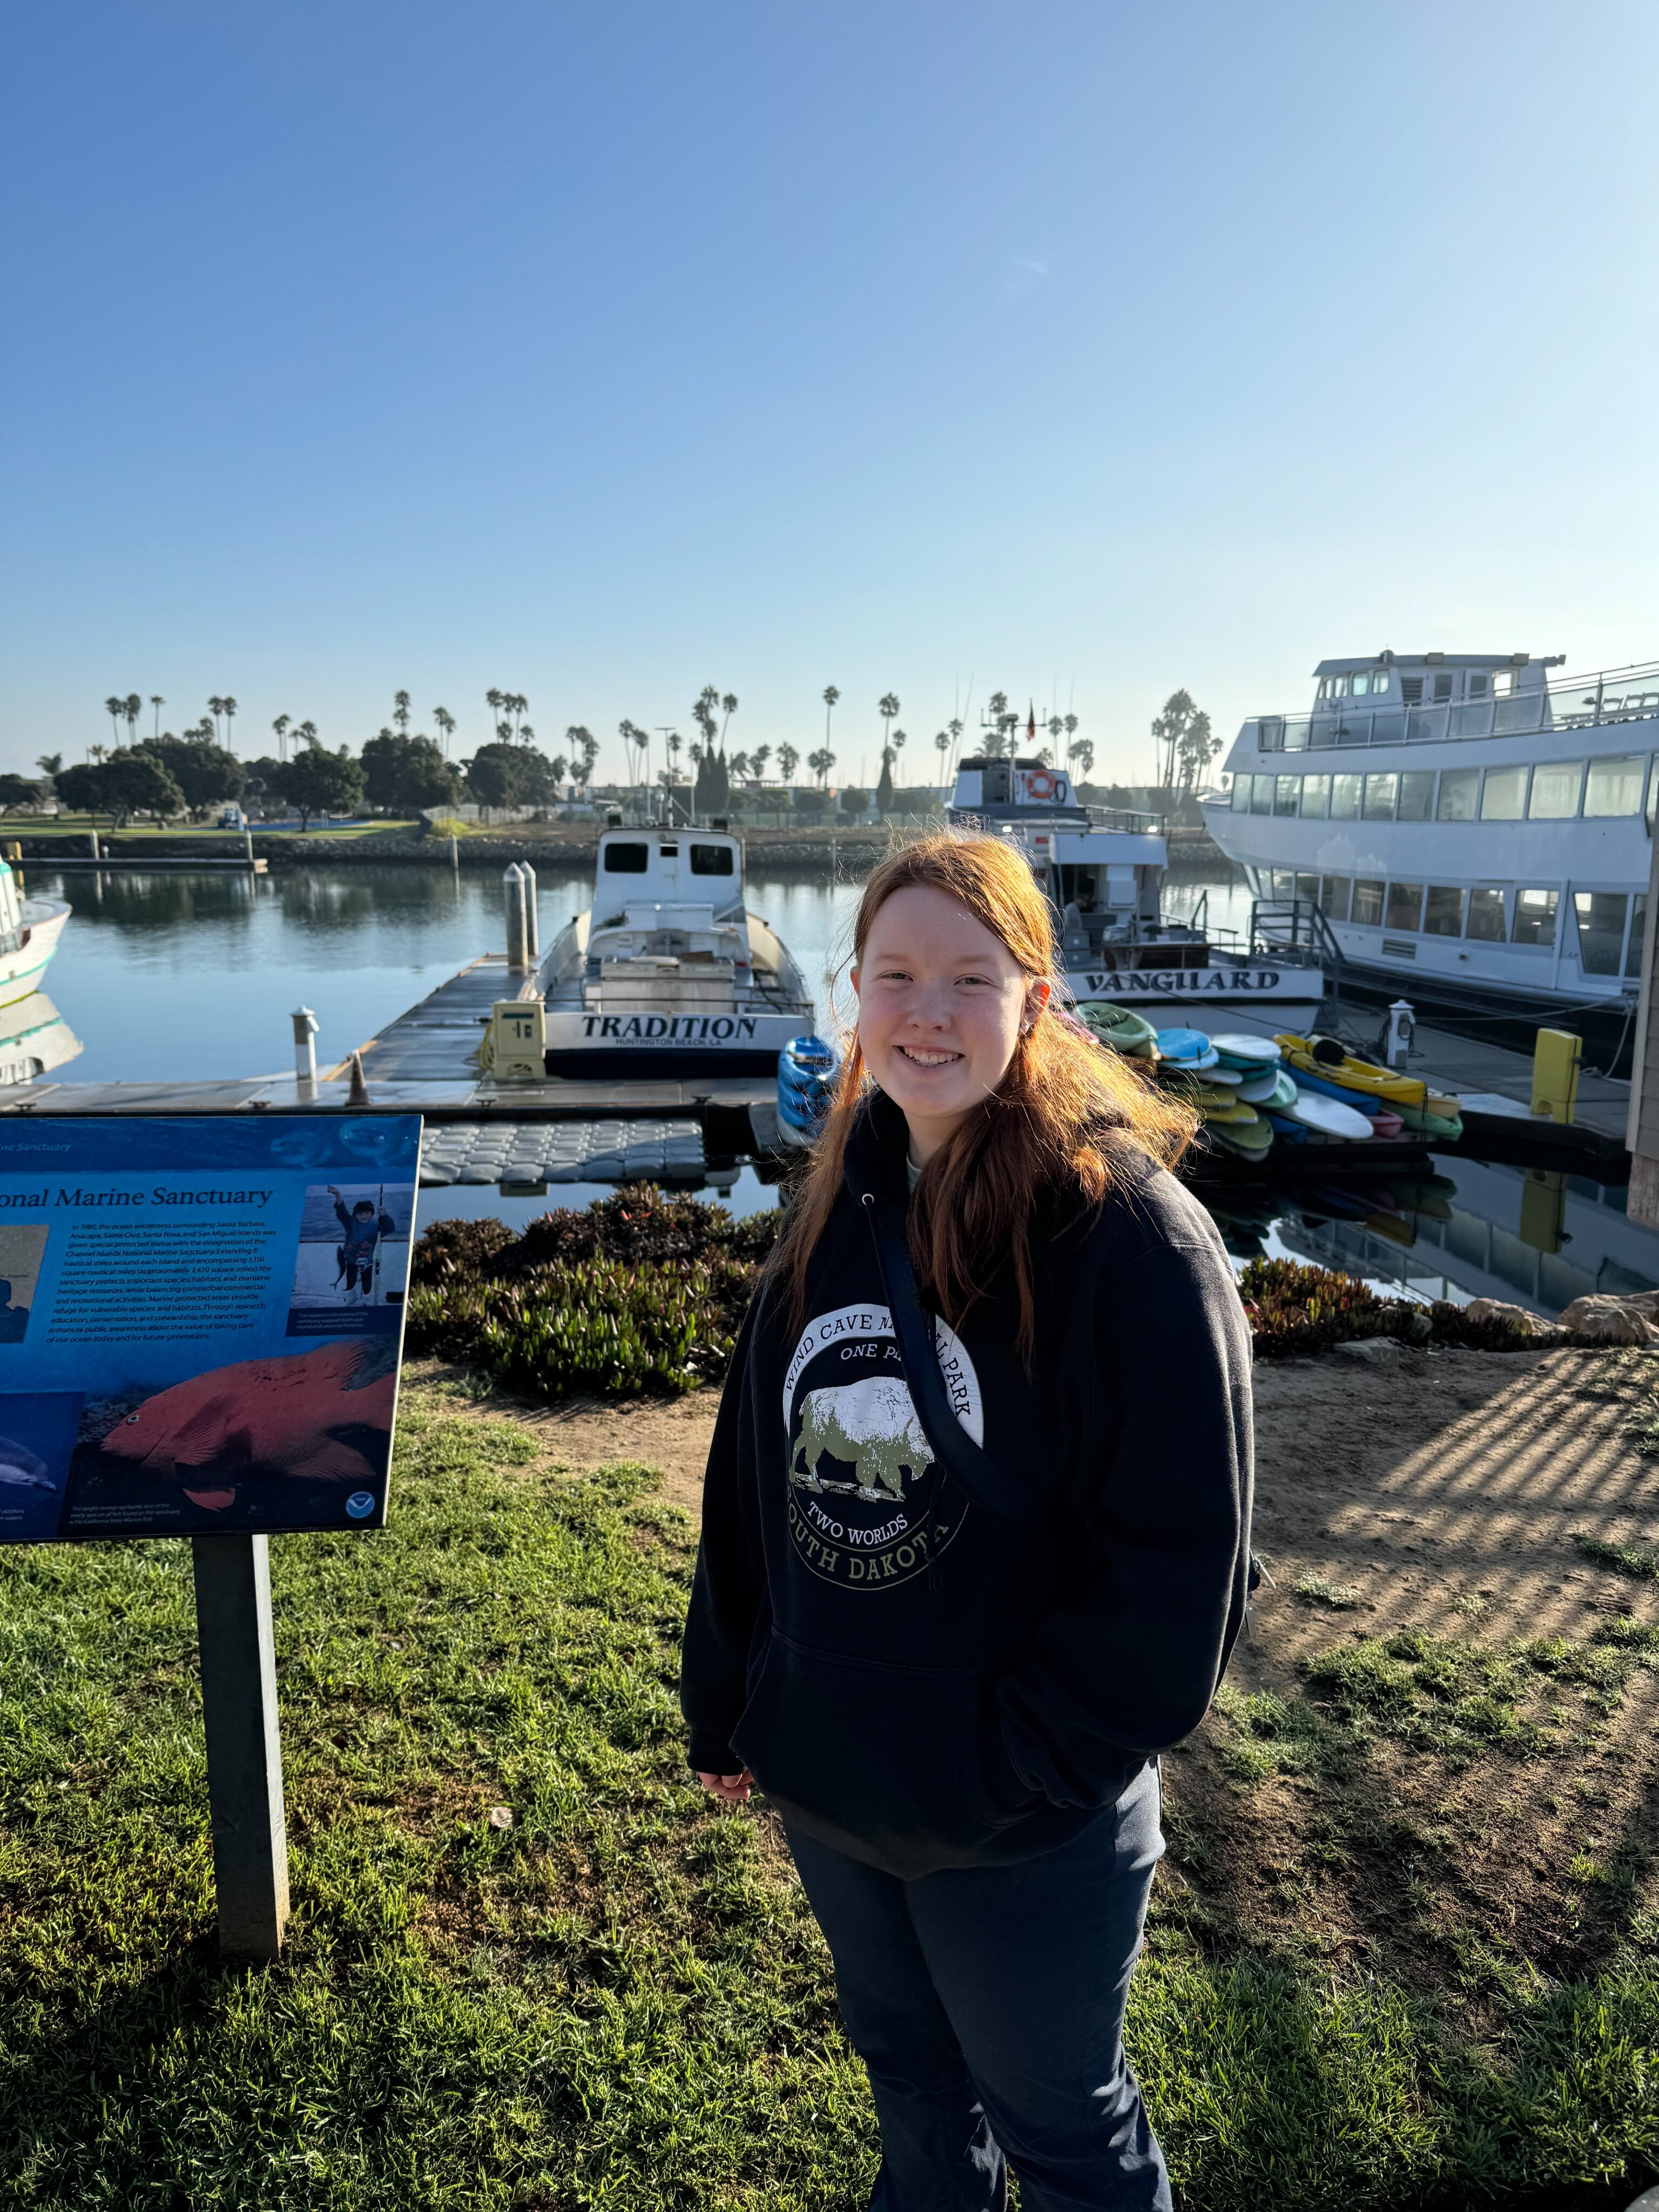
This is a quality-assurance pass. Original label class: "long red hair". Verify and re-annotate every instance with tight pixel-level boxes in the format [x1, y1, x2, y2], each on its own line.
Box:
[769, 831, 1196, 1355]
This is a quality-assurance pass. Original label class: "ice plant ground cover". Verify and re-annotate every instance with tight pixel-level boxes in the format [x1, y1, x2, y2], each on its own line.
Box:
[0, 1385, 1654, 2208]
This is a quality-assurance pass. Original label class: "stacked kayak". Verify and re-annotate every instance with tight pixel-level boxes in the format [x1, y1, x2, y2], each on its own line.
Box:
[1077, 1003, 1159, 1060]
[1274, 1034, 1464, 1141]
[1156, 1029, 1272, 1157]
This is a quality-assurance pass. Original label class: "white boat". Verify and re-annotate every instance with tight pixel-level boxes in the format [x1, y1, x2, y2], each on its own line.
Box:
[1204, 651, 1659, 1037]
[534, 828, 815, 1075]
[948, 757, 1326, 1036]
[0, 857, 70, 1010]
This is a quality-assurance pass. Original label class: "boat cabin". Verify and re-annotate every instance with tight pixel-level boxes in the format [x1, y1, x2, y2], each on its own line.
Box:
[593, 831, 744, 924]
[950, 757, 1085, 820]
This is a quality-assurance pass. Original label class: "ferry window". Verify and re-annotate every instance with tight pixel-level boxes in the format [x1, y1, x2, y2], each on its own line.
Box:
[1274, 775, 1300, 816]
[690, 843, 736, 875]
[1250, 774, 1274, 814]
[1627, 894, 1649, 979]
[1229, 777, 1250, 811]
[602, 842, 650, 872]
[1435, 768, 1480, 821]
[1373, 670, 1391, 694]
[1584, 754, 1645, 817]
[1466, 887, 1507, 941]
[1480, 766, 1529, 820]
[1467, 673, 1489, 698]
[1401, 676, 1425, 705]
[1424, 885, 1465, 935]
[1352, 672, 1371, 697]
[1433, 673, 1454, 703]
[1385, 882, 1425, 931]
[1362, 773, 1397, 820]
[1574, 891, 1628, 975]
[1301, 774, 1331, 817]
[1493, 669, 1518, 697]
[1295, 872, 1320, 905]
[1511, 887, 1559, 948]
[1397, 771, 1435, 821]
[1320, 874, 1352, 920]
[1351, 878, 1385, 926]
[1528, 761, 1582, 819]
[1330, 772, 1362, 819]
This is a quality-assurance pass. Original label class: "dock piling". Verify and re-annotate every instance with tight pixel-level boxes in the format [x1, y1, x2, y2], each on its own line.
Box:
[504, 863, 529, 970]
[520, 860, 539, 960]
[1386, 1000, 1415, 1068]
[291, 1006, 319, 1097]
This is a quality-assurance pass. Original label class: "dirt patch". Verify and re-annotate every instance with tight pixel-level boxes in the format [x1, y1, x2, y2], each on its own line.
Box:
[404, 1358, 721, 1516]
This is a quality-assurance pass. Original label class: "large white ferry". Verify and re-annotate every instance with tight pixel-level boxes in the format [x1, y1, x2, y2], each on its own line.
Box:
[1204, 652, 1658, 1041]
[533, 828, 815, 1075]
[949, 757, 1325, 1034]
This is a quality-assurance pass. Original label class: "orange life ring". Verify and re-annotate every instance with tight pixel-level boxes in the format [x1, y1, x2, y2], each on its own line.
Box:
[1025, 768, 1058, 800]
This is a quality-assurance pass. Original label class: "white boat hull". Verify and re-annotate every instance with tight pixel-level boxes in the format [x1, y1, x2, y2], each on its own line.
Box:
[0, 991, 82, 1086]
[0, 903, 69, 1010]
[1064, 960, 1324, 1040]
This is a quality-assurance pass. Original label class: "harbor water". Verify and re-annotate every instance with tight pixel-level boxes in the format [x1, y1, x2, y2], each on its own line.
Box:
[18, 861, 1658, 1319]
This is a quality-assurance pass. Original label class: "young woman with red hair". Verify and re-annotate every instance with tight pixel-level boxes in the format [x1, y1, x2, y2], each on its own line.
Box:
[682, 832, 1254, 2211]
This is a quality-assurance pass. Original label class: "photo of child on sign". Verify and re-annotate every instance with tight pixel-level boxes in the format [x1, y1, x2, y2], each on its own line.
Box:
[286, 1182, 413, 1337]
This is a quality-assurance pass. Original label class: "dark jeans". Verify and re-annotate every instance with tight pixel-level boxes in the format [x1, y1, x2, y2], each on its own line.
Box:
[785, 1761, 1170, 2212]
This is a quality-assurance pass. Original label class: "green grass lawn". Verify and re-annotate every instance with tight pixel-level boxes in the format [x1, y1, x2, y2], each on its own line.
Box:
[1, 1386, 1655, 2209]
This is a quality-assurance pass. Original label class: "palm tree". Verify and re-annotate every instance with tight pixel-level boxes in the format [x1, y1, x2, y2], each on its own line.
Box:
[777, 742, 799, 784]
[879, 692, 900, 759]
[393, 691, 411, 733]
[720, 691, 738, 745]
[295, 720, 318, 750]
[91, 743, 109, 766]
[751, 743, 771, 780]
[207, 696, 226, 740]
[124, 693, 142, 744]
[948, 718, 965, 773]
[36, 753, 63, 780]
[666, 732, 683, 777]
[1068, 738, 1095, 779]
[693, 686, 719, 751]
[434, 706, 455, 756]
[822, 685, 840, 753]
[219, 697, 238, 750]
[808, 747, 835, 787]
[150, 695, 165, 738]
[934, 730, 951, 781]
[272, 714, 291, 761]
[104, 696, 124, 748]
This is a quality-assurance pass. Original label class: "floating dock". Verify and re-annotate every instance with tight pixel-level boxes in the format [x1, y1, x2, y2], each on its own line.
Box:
[0, 954, 1631, 1190]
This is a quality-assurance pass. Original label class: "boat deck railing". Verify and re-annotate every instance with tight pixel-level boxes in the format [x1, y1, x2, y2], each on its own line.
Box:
[1248, 896, 1343, 973]
[1247, 656, 1659, 755]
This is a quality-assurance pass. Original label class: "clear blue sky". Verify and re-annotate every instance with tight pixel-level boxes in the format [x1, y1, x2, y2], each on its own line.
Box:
[4, 0, 1657, 788]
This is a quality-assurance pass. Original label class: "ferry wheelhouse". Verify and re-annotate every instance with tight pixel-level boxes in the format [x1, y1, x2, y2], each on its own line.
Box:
[1204, 652, 1659, 1040]
[949, 757, 1326, 1035]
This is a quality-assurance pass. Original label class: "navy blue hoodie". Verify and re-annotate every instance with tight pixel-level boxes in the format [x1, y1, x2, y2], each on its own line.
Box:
[679, 1091, 1253, 1879]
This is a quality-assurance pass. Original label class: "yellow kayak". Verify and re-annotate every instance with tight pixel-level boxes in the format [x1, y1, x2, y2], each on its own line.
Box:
[1273, 1033, 1427, 1108]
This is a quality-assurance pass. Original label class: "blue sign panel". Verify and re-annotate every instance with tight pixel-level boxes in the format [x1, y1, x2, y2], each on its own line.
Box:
[0, 1116, 421, 1543]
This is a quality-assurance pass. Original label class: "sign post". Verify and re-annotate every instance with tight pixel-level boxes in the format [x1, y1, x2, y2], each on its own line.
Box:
[192, 1533, 289, 1958]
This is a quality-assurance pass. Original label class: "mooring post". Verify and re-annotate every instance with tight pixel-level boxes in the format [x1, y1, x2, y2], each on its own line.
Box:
[520, 859, 539, 961]
[191, 1535, 290, 1959]
[291, 1005, 319, 1097]
[503, 862, 528, 969]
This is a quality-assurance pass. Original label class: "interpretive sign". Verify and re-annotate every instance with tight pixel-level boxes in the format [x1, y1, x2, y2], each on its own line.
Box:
[0, 1115, 421, 1545]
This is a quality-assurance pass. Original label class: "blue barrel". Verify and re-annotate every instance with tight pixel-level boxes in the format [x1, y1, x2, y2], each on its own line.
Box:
[778, 1035, 840, 1140]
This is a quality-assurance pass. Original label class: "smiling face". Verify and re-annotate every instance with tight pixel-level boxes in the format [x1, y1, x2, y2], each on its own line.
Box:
[852, 883, 1049, 1163]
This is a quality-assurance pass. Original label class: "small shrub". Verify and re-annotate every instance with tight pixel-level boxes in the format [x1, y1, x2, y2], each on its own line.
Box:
[1294, 1572, 1361, 1610]
[1235, 1259, 1530, 1359]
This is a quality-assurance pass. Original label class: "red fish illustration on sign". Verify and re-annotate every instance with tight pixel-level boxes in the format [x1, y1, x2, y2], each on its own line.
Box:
[100, 1340, 395, 1510]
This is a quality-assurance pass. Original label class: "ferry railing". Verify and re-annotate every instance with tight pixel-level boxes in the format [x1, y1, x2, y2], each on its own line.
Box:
[1247, 656, 1659, 753]
[1249, 896, 1344, 975]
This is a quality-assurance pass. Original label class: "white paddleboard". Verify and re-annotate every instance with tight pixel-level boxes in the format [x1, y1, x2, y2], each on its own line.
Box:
[1210, 1033, 1283, 1069]
[1286, 1087, 1375, 1141]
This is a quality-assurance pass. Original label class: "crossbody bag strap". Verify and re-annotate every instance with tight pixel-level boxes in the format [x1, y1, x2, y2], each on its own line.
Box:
[861, 1192, 1042, 1530]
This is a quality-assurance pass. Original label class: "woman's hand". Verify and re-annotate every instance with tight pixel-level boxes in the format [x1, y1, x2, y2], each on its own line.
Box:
[696, 1769, 753, 1805]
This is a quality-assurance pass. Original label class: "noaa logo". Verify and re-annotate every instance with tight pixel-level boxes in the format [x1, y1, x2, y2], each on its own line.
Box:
[781, 1304, 982, 1589]
[345, 1490, 377, 1521]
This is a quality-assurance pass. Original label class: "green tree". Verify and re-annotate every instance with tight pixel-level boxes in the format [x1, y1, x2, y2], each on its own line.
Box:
[137, 734, 244, 818]
[1150, 691, 1217, 791]
[100, 747, 186, 827]
[393, 691, 412, 734]
[35, 753, 63, 786]
[0, 774, 44, 811]
[53, 763, 105, 815]
[277, 745, 366, 831]
[875, 747, 895, 815]
[361, 731, 462, 814]
[777, 742, 799, 784]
